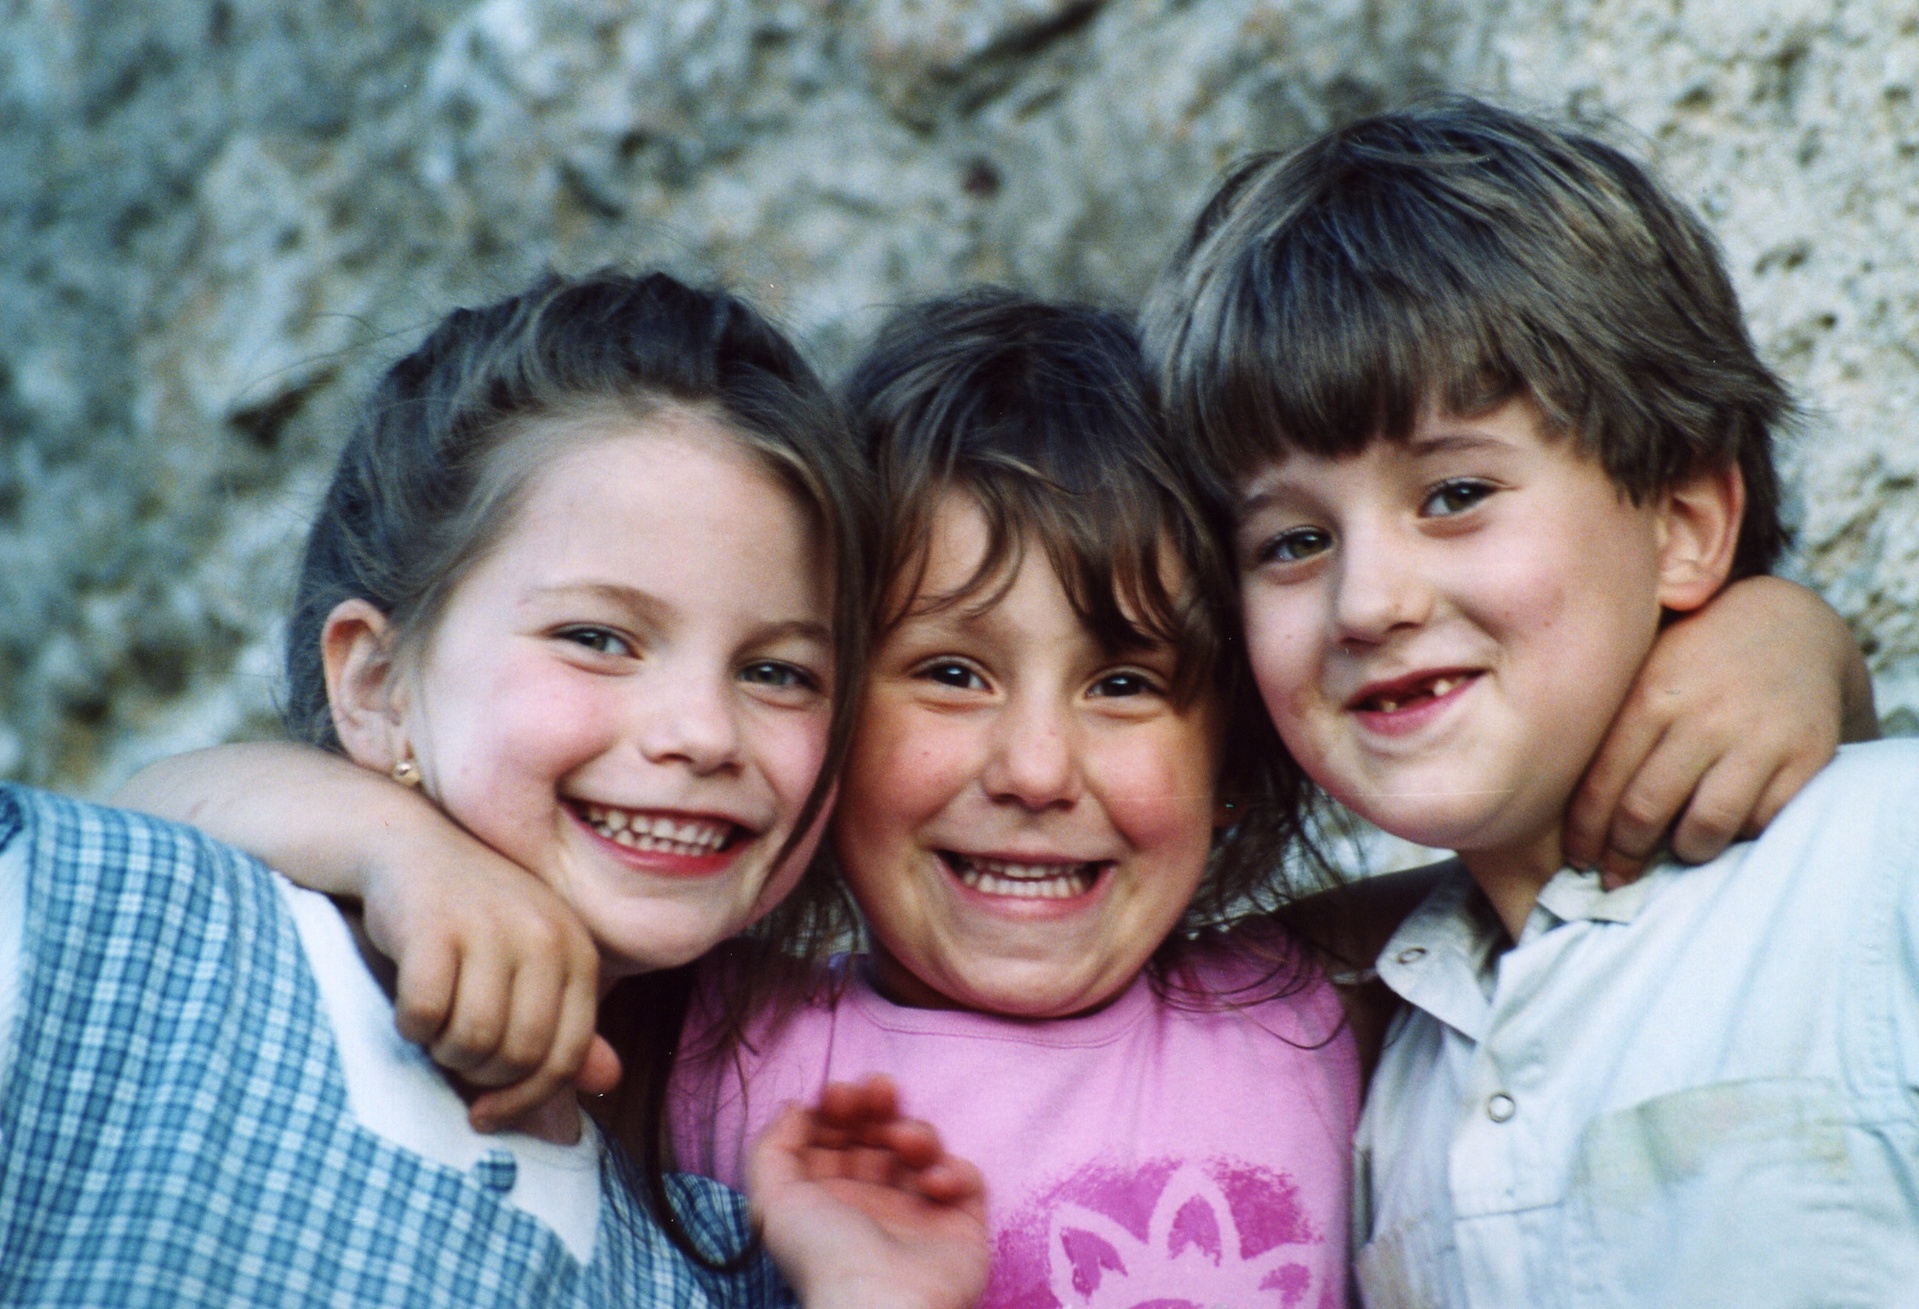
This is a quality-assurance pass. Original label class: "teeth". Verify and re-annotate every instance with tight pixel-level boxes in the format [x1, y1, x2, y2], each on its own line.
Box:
[1369, 674, 1468, 713]
[580, 804, 736, 857]
[949, 856, 1097, 900]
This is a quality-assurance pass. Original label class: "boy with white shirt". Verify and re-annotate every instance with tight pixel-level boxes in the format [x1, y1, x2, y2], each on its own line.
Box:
[1144, 97, 1919, 1308]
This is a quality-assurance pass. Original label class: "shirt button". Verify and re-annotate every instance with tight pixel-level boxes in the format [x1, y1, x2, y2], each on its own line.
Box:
[473, 1148, 519, 1193]
[1487, 1092, 1517, 1123]
[1395, 946, 1428, 965]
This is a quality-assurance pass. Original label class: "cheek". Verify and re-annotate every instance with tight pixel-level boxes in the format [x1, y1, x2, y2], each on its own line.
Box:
[1243, 596, 1325, 733]
[840, 702, 972, 837]
[753, 707, 833, 817]
[1101, 729, 1218, 861]
[418, 653, 610, 821]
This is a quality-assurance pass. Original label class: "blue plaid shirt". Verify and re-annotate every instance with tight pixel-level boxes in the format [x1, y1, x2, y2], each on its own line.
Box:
[0, 785, 798, 1308]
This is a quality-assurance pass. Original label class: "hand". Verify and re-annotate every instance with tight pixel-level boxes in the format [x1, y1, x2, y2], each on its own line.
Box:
[1564, 575, 1874, 887]
[749, 1076, 989, 1309]
[113, 741, 619, 1128]
[356, 810, 622, 1130]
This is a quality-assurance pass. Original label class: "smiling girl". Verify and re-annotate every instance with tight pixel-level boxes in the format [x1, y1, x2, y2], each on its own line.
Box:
[4, 269, 985, 1308]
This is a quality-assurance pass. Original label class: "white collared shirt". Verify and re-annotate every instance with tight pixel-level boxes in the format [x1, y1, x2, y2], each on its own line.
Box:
[1354, 740, 1919, 1309]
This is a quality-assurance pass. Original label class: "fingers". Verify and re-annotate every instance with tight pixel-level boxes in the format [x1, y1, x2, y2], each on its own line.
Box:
[1663, 750, 1778, 866]
[772, 1077, 972, 1200]
[911, 1150, 986, 1210]
[577, 1035, 625, 1098]
[390, 933, 462, 1047]
[1565, 699, 1672, 873]
[465, 955, 601, 1129]
[386, 911, 604, 1130]
[1590, 726, 1716, 886]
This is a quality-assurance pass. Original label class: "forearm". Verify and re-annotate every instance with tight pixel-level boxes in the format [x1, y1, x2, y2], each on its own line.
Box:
[1841, 632, 1880, 744]
[1725, 575, 1876, 741]
[113, 741, 432, 898]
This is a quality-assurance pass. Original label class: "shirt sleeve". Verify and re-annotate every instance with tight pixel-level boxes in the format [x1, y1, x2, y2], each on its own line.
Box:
[1897, 799, 1919, 1093]
[0, 825, 27, 1092]
[667, 1172, 800, 1309]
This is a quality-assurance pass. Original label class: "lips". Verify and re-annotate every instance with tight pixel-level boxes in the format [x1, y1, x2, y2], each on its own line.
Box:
[575, 801, 743, 858]
[938, 851, 1104, 900]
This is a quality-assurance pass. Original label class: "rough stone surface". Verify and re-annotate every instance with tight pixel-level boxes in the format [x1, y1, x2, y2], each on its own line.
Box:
[3, 0, 1916, 797]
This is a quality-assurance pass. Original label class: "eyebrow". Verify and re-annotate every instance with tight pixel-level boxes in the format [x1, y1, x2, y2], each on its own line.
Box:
[525, 581, 832, 645]
[1404, 431, 1514, 457]
[1235, 431, 1520, 515]
[1235, 479, 1298, 519]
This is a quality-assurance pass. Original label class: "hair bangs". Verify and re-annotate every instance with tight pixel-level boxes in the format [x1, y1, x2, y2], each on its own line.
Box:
[1204, 172, 1556, 481]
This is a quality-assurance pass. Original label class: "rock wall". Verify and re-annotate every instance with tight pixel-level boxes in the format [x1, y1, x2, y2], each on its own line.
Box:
[3, 0, 1916, 796]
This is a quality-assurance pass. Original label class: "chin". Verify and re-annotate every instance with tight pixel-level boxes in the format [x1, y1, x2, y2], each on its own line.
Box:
[977, 969, 1124, 1020]
[1346, 793, 1501, 855]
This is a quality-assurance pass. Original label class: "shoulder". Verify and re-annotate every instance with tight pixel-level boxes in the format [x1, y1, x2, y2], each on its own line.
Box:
[1, 783, 275, 887]
[1746, 740, 1919, 869]
[3, 784, 299, 1020]
[1789, 739, 1919, 810]
[1163, 928, 1359, 1050]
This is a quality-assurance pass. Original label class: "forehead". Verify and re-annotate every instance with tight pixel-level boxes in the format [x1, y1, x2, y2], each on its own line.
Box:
[480, 411, 827, 614]
[900, 490, 1187, 626]
[1234, 399, 1558, 506]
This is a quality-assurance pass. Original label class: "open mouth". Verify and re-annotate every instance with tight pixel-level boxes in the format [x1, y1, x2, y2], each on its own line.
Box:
[939, 852, 1104, 900]
[1352, 671, 1479, 715]
[575, 802, 743, 859]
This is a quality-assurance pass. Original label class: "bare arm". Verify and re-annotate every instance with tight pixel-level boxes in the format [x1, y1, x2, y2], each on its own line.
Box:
[114, 742, 617, 1125]
[1563, 575, 1876, 885]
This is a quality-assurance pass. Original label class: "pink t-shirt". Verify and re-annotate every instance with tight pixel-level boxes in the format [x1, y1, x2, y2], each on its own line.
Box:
[670, 935, 1360, 1309]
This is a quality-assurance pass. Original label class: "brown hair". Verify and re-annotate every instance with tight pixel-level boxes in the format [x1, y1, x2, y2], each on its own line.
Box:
[1144, 95, 1793, 580]
[284, 267, 869, 1265]
[841, 287, 1324, 960]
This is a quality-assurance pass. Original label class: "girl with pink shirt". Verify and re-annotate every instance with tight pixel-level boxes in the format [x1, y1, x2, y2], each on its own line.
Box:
[124, 288, 1864, 1306]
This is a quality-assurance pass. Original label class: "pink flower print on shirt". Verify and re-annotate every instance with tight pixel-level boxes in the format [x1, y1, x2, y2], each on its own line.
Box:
[989, 1156, 1322, 1309]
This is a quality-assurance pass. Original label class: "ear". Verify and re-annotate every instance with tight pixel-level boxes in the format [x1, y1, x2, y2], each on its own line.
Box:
[321, 598, 412, 774]
[1655, 461, 1745, 614]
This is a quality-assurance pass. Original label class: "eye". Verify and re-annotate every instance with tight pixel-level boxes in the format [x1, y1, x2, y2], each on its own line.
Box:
[918, 660, 987, 692]
[1089, 670, 1160, 699]
[739, 660, 821, 693]
[557, 626, 634, 657]
[1421, 478, 1497, 518]
[1258, 526, 1333, 564]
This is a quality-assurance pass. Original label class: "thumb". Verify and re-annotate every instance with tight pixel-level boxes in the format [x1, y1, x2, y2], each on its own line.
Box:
[577, 1035, 623, 1097]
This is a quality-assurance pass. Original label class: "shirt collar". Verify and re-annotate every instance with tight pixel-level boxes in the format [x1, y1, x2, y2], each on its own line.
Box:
[1373, 862, 1503, 1042]
[1529, 864, 1657, 931]
[1376, 859, 1671, 1041]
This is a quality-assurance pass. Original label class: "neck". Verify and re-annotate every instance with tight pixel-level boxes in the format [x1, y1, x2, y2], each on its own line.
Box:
[1459, 825, 1567, 943]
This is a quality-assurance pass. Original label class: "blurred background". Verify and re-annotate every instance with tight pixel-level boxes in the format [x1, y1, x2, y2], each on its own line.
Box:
[3, 0, 1916, 800]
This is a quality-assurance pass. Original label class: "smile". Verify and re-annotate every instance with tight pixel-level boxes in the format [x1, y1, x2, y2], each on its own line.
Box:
[576, 802, 742, 858]
[939, 852, 1104, 900]
[1350, 670, 1480, 714]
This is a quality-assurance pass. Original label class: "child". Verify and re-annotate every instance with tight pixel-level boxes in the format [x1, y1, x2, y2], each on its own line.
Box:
[1144, 96, 1917, 1307]
[675, 290, 1363, 1307]
[144, 282, 1866, 1305]
[1, 269, 988, 1308]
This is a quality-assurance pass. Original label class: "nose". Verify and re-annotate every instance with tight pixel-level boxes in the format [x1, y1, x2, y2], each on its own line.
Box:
[1332, 521, 1432, 648]
[980, 688, 1082, 810]
[633, 661, 743, 774]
